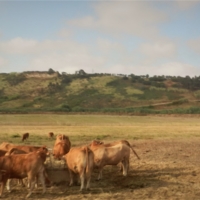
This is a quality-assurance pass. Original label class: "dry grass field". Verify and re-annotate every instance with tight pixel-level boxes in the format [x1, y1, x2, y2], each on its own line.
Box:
[0, 114, 200, 199]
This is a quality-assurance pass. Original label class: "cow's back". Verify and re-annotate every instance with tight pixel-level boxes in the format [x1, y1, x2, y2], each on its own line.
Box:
[91, 143, 130, 167]
[0, 142, 15, 151]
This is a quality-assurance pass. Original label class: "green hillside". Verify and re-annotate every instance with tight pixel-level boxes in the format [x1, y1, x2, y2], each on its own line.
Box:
[0, 70, 200, 114]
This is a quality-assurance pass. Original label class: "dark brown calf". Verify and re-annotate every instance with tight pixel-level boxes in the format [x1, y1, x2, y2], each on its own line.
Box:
[48, 132, 54, 139]
[22, 133, 29, 142]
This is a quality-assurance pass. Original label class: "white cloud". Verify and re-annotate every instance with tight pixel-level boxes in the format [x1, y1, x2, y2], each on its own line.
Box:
[68, 2, 168, 39]
[154, 62, 200, 77]
[96, 38, 126, 56]
[29, 52, 105, 74]
[0, 38, 38, 54]
[0, 37, 90, 55]
[188, 37, 200, 55]
[0, 56, 8, 67]
[57, 28, 73, 38]
[0, 37, 105, 73]
[100, 61, 200, 77]
[174, 1, 200, 10]
[139, 41, 177, 64]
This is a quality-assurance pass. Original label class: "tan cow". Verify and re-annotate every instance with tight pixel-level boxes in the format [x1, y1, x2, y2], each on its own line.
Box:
[48, 132, 54, 139]
[64, 145, 94, 191]
[91, 140, 140, 160]
[0, 148, 48, 198]
[89, 140, 139, 180]
[53, 134, 71, 159]
[22, 132, 29, 142]
[0, 142, 15, 151]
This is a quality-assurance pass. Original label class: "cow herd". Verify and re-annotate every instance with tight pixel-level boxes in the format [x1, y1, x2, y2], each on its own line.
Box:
[0, 133, 140, 198]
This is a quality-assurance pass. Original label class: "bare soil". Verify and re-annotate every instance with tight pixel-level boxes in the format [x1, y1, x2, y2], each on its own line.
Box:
[2, 138, 200, 200]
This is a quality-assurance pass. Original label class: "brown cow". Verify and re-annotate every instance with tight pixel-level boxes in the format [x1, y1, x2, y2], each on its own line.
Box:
[5, 146, 50, 193]
[64, 146, 94, 191]
[48, 132, 54, 139]
[5, 148, 27, 156]
[0, 148, 47, 198]
[53, 134, 71, 159]
[22, 132, 29, 142]
[0, 150, 7, 157]
[0, 142, 47, 153]
[89, 140, 139, 180]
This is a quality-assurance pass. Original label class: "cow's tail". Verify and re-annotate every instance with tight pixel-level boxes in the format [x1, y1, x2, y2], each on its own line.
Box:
[126, 141, 140, 160]
[85, 146, 89, 174]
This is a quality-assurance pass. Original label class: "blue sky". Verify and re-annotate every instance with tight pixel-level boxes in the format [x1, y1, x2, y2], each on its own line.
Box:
[1, 1, 200, 77]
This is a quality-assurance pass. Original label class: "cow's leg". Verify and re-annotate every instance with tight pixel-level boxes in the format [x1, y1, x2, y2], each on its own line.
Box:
[0, 179, 7, 197]
[86, 173, 91, 190]
[38, 171, 46, 195]
[43, 169, 52, 187]
[79, 170, 85, 191]
[69, 170, 74, 187]
[26, 174, 36, 198]
[97, 168, 103, 180]
[122, 160, 126, 176]
[127, 159, 130, 173]
[122, 159, 129, 176]
[119, 162, 123, 172]
[19, 179, 26, 187]
[6, 179, 11, 192]
[35, 175, 39, 188]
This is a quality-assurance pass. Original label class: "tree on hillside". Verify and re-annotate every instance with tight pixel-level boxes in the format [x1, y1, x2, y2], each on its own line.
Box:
[48, 68, 55, 74]
[61, 73, 72, 85]
[75, 69, 87, 75]
[4, 73, 26, 86]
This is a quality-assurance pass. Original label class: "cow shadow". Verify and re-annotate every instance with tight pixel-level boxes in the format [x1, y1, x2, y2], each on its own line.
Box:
[44, 164, 193, 197]
[2, 165, 194, 199]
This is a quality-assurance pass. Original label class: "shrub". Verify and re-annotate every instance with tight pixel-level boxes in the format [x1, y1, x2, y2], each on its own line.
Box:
[4, 73, 26, 86]
[11, 134, 20, 138]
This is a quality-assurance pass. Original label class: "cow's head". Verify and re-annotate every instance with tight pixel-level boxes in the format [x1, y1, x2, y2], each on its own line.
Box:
[53, 142, 70, 160]
[90, 140, 104, 146]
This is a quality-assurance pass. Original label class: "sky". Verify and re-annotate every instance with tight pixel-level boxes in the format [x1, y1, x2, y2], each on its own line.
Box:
[1, 1, 200, 77]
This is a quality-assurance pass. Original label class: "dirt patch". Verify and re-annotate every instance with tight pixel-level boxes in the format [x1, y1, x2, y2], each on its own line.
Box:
[2, 138, 200, 199]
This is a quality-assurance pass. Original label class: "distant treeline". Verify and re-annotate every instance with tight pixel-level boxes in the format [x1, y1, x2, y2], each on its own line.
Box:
[2, 68, 200, 91]
[1, 105, 200, 114]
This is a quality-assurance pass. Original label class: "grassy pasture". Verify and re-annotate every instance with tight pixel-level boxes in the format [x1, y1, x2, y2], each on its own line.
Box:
[0, 114, 200, 147]
[1, 114, 200, 199]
